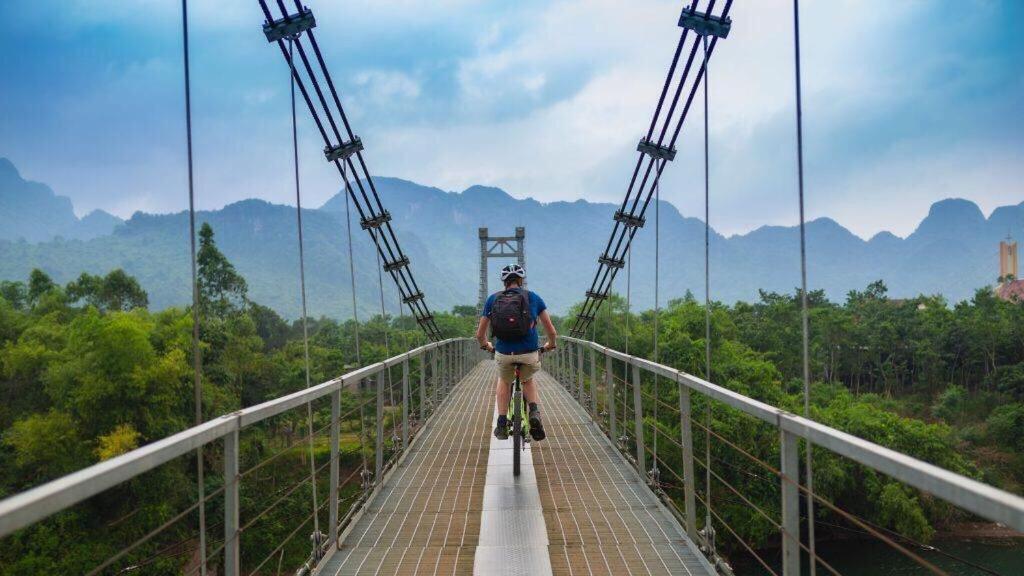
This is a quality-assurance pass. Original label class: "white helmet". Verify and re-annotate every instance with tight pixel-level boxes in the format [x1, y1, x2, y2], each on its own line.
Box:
[500, 264, 526, 282]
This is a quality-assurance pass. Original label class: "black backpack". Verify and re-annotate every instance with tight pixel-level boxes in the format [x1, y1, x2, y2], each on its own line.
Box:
[488, 288, 533, 340]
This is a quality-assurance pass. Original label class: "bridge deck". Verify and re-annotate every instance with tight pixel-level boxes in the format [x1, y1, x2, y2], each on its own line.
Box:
[317, 362, 711, 576]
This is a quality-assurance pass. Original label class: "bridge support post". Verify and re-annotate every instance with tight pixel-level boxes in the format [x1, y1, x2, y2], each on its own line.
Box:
[223, 427, 240, 576]
[576, 343, 584, 403]
[607, 354, 616, 441]
[632, 362, 645, 474]
[420, 353, 427, 422]
[329, 389, 341, 545]
[433, 351, 440, 408]
[781, 429, 802, 576]
[589, 347, 597, 419]
[679, 382, 698, 541]
[375, 372, 384, 481]
[402, 358, 410, 448]
[442, 345, 448, 397]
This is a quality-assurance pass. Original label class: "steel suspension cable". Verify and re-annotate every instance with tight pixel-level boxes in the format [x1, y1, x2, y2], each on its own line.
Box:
[625, 241, 631, 411]
[651, 181, 661, 483]
[793, 1, 817, 572]
[372, 230, 395, 406]
[180, 2, 206, 573]
[341, 171, 368, 474]
[700, 31, 714, 552]
[571, 0, 734, 338]
[257, 0, 441, 340]
[288, 38, 321, 538]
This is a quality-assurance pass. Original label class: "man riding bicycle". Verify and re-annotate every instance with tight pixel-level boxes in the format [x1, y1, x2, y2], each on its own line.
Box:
[476, 264, 557, 441]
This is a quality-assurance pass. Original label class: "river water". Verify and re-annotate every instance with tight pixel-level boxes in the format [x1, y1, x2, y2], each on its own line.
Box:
[730, 538, 1024, 575]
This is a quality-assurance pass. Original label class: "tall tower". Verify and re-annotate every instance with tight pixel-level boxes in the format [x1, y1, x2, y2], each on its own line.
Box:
[1000, 235, 1018, 282]
[478, 227, 526, 310]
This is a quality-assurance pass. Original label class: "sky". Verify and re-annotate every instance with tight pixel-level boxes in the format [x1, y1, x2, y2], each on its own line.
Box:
[0, 0, 1021, 239]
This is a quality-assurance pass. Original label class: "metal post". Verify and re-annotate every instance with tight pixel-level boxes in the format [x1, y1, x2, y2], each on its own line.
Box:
[329, 389, 340, 544]
[402, 358, 410, 448]
[433, 351, 440, 407]
[419, 353, 426, 421]
[440, 345, 447, 398]
[632, 362, 645, 474]
[781, 428, 801, 576]
[223, 428, 240, 576]
[679, 382, 697, 541]
[576, 343, 584, 403]
[375, 371, 384, 480]
[590, 347, 597, 418]
[607, 354, 616, 441]
[479, 228, 489, 311]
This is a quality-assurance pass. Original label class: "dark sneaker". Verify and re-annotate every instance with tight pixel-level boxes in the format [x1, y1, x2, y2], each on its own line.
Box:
[494, 420, 509, 440]
[529, 408, 546, 441]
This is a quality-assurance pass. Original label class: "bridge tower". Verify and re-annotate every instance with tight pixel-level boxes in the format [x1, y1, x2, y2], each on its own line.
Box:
[1000, 234, 1018, 281]
[478, 227, 525, 310]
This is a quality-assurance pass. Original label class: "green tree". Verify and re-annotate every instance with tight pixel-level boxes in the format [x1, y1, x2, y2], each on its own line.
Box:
[197, 222, 248, 317]
[27, 269, 56, 306]
[0, 280, 28, 310]
[66, 269, 148, 312]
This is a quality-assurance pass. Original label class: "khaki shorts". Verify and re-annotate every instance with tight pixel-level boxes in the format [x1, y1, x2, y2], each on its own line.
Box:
[495, 350, 541, 382]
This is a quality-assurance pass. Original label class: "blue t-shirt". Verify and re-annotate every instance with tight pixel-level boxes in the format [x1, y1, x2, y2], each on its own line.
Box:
[482, 289, 547, 354]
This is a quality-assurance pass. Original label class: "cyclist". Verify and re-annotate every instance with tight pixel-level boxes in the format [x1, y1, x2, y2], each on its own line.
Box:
[476, 264, 557, 441]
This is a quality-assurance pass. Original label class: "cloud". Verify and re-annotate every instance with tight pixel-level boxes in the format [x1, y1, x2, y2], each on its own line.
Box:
[1, 0, 1020, 241]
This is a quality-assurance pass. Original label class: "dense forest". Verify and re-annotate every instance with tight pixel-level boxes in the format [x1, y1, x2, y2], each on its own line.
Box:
[1, 222, 1022, 574]
[575, 281, 1024, 559]
[0, 224, 478, 575]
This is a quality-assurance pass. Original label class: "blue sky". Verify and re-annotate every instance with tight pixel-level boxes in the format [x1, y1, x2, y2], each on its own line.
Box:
[0, 0, 1021, 238]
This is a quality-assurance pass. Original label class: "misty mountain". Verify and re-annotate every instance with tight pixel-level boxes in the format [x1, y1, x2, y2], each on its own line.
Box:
[0, 159, 123, 242]
[0, 159, 1022, 318]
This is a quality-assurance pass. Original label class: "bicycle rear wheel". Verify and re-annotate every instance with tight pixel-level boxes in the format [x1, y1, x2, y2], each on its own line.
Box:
[512, 388, 522, 477]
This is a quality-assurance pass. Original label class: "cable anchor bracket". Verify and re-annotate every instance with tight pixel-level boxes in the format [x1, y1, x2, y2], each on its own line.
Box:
[324, 137, 364, 163]
[383, 255, 410, 273]
[263, 8, 317, 43]
[402, 292, 425, 305]
[678, 8, 732, 39]
[359, 210, 392, 230]
[598, 254, 625, 269]
[613, 210, 646, 229]
[637, 138, 677, 162]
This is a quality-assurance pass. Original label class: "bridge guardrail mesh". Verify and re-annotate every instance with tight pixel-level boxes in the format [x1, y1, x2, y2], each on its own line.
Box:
[554, 336, 1024, 576]
[0, 338, 476, 576]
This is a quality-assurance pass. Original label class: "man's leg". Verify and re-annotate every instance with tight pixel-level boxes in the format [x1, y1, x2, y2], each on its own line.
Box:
[495, 376, 511, 416]
[522, 377, 545, 441]
[493, 356, 511, 440]
[521, 378, 540, 405]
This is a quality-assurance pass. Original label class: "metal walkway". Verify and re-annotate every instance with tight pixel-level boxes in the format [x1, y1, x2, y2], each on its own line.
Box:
[317, 361, 712, 576]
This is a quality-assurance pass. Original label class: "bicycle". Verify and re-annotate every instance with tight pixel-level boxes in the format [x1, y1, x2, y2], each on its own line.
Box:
[491, 348, 548, 477]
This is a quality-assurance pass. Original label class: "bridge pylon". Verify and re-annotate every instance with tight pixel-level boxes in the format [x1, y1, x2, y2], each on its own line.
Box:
[478, 227, 525, 311]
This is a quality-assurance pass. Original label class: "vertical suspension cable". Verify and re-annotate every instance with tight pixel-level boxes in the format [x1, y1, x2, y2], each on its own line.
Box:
[700, 31, 714, 548]
[341, 174, 367, 474]
[180, 2, 206, 573]
[652, 181, 661, 482]
[372, 231, 395, 406]
[622, 244, 632, 446]
[793, 1, 817, 571]
[289, 38, 320, 538]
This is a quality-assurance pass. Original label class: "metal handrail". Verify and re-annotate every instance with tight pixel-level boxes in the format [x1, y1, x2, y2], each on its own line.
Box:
[0, 337, 472, 545]
[560, 335, 1024, 533]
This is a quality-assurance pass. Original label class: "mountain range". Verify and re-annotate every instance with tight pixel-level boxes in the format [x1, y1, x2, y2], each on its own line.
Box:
[1, 157, 1021, 318]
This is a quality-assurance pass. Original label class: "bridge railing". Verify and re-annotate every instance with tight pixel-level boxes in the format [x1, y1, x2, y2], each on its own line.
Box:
[0, 337, 475, 575]
[554, 336, 1024, 576]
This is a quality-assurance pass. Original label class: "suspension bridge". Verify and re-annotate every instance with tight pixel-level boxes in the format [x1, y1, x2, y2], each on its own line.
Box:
[1, 1, 1023, 575]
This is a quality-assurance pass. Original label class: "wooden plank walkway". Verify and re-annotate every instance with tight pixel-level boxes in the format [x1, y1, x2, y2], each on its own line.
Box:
[316, 362, 711, 576]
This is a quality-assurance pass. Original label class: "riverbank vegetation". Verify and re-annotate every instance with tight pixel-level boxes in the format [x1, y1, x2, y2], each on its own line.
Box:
[1, 222, 1020, 572]
[572, 282, 1023, 555]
